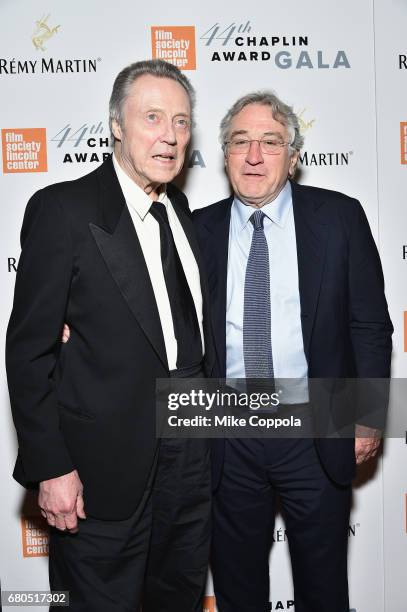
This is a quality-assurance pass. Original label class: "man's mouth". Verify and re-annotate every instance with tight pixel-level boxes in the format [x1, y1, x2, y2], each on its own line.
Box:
[153, 154, 176, 161]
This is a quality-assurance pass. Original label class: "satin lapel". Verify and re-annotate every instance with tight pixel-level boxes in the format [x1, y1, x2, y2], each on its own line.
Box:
[91, 158, 167, 369]
[168, 191, 204, 291]
[168, 189, 216, 375]
[291, 181, 329, 360]
[201, 198, 233, 377]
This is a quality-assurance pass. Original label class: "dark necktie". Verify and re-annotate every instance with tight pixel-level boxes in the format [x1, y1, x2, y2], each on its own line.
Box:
[149, 201, 202, 370]
[243, 210, 275, 380]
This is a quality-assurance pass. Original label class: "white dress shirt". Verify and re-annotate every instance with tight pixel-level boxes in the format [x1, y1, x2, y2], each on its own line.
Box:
[226, 181, 309, 403]
[112, 154, 204, 370]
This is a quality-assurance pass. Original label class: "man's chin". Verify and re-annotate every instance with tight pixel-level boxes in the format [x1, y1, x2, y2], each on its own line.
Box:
[237, 191, 267, 207]
[150, 166, 182, 185]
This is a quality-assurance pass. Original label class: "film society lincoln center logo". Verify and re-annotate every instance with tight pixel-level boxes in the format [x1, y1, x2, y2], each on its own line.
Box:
[151, 26, 196, 70]
[400, 122, 407, 165]
[2, 128, 47, 173]
[203, 596, 215, 612]
[21, 514, 49, 558]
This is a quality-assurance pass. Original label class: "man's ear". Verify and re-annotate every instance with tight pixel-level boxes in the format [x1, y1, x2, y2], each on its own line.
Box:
[289, 150, 299, 178]
[224, 151, 229, 169]
[112, 119, 122, 142]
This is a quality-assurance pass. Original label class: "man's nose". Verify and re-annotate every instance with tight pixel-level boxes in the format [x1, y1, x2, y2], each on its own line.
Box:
[161, 120, 177, 145]
[245, 140, 263, 164]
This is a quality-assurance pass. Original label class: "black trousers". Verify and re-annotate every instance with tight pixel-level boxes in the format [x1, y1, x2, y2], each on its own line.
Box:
[212, 438, 351, 612]
[49, 437, 211, 611]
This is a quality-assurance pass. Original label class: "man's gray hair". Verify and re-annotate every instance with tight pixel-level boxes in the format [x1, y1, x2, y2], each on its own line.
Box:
[109, 59, 196, 141]
[220, 91, 304, 154]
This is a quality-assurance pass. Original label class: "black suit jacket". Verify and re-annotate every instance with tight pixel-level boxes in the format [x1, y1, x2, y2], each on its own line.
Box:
[193, 180, 393, 486]
[6, 156, 214, 520]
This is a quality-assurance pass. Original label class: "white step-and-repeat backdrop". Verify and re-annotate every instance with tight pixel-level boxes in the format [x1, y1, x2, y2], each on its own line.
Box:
[0, 1, 406, 610]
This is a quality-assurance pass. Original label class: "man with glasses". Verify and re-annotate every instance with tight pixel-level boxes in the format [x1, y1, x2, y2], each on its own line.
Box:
[193, 91, 392, 611]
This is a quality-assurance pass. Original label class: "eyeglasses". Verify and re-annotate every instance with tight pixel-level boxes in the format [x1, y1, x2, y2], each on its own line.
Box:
[225, 138, 291, 155]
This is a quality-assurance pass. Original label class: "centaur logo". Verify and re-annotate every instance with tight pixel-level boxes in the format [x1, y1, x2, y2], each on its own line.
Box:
[32, 14, 60, 51]
[296, 109, 315, 134]
[151, 26, 196, 70]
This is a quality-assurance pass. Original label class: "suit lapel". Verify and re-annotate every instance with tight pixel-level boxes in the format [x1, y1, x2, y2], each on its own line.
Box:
[291, 181, 329, 360]
[200, 198, 233, 376]
[168, 186, 216, 375]
[90, 158, 167, 369]
[167, 186, 203, 288]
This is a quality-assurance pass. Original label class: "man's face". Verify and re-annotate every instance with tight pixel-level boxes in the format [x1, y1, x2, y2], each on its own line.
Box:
[112, 74, 191, 198]
[224, 103, 299, 208]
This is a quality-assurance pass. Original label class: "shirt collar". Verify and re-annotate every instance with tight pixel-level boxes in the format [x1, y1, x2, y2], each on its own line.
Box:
[233, 180, 292, 230]
[112, 152, 167, 220]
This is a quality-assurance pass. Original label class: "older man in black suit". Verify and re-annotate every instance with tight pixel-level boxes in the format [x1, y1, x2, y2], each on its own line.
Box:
[7, 59, 213, 612]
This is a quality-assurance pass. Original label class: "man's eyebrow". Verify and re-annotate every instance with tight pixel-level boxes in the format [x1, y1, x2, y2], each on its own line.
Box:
[229, 129, 285, 139]
[140, 106, 163, 115]
[143, 107, 191, 118]
[262, 130, 284, 137]
[229, 129, 249, 139]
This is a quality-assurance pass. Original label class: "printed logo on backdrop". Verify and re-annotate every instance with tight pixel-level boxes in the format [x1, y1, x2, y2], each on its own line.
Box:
[8, 257, 18, 272]
[297, 109, 315, 134]
[273, 526, 287, 543]
[295, 110, 353, 168]
[300, 151, 352, 167]
[0, 15, 100, 76]
[20, 492, 49, 557]
[399, 54, 407, 69]
[151, 26, 196, 70]
[269, 602, 356, 610]
[272, 523, 359, 543]
[203, 596, 215, 612]
[21, 515, 49, 557]
[269, 601, 295, 610]
[348, 522, 360, 537]
[51, 121, 111, 165]
[405, 493, 407, 533]
[400, 122, 407, 164]
[2, 128, 47, 173]
[200, 20, 350, 69]
[32, 14, 60, 51]
[188, 149, 206, 169]
[50, 120, 204, 168]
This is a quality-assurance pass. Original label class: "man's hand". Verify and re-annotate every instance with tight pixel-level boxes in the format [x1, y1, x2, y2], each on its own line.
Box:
[62, 323, 70, 343]
[38, 469, 86, 533]
[355, 424, 381, 465]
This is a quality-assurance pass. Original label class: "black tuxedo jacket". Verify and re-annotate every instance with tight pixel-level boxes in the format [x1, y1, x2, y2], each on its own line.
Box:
[6, 156, 214, 520]
[193, 180, 393, 486]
